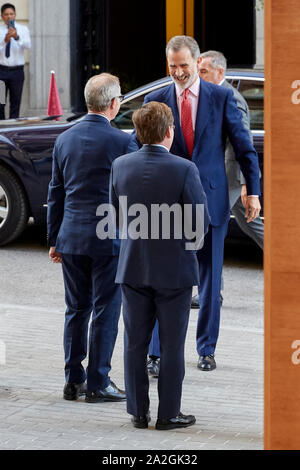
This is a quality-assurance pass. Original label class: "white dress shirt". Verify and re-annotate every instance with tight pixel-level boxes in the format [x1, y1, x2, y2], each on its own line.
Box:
[0, 22, 31, 66]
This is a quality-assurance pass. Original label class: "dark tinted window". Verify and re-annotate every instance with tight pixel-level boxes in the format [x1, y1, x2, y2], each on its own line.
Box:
[229, 79, 264, 131]
[111, 95, 145, 129]
[112, 78, 265, 131]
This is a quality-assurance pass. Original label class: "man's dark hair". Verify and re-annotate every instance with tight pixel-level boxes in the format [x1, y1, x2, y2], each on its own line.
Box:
[132, 101, 174, 145]
[1, 3, 15, 14]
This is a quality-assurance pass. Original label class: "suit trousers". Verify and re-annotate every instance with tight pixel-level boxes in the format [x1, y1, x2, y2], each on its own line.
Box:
[0, 65, 24, 119]
[231, 196, 264, 250]
[196, 223, 228, 356]
[148, 320, 160, 358]
[62, 254, 121, 391]
[220, 190, 264, 291]
[122, 284, 192, 419]
[149, 223, 228, 359]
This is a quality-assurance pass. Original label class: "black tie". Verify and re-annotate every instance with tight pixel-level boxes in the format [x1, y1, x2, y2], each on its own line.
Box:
[5, 40, 10, 58]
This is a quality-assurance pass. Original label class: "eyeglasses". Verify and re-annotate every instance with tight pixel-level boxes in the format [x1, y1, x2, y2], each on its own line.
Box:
[111, 95, 125, 103]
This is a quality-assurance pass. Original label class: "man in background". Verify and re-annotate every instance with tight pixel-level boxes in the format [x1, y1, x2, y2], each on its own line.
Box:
[47, 73, 135, 403]
[189, 50, 264, 310]
[198, 50, 263, 250]
[0, 3, 31, 119]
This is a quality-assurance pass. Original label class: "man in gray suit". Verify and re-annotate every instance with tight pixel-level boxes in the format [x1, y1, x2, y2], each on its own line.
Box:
[198, 50, 264, 250]
[190, 50, 264, 318]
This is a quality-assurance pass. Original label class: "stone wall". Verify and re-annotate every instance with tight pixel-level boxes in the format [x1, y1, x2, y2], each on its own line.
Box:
[28, 0, 70, 116]
[2, 1, 264, 117]
[256, 2, 264, 69]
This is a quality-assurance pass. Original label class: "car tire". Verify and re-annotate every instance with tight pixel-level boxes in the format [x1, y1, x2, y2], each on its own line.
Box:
[0, 165, 29, 246]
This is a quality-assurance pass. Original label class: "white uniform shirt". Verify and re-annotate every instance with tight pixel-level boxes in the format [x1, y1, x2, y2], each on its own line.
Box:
[0, 22, 31, 66]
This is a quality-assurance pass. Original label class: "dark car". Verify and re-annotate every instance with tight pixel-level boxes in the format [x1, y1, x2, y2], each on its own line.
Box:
[0, 71, 264, 246]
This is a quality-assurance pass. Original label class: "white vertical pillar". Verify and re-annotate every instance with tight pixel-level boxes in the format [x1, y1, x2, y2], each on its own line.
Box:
[29, 0, 70, 114]
[255, 1, 264, 69]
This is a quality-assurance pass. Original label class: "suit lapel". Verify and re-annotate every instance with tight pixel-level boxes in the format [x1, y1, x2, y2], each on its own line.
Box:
[193, 79, 213, 154]
[166, 84, 189, 155]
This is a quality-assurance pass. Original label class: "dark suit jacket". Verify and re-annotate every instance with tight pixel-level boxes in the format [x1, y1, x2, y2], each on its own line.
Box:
[110, 145, 210, 289]
[143, 79, 260, 227]
[47, 114, 136, 256]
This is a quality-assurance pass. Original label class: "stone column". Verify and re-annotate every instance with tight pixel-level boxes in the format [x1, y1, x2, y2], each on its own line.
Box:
[255, 1, 264, 69]
[264, 0, 300, 450]
[28, 0, 70, 115]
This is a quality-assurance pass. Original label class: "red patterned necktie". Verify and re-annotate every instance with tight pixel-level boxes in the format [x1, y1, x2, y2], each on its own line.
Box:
[181, 88, 194, 157]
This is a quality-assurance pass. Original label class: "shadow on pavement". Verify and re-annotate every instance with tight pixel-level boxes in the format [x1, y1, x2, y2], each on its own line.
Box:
[4, 220, 264, 268]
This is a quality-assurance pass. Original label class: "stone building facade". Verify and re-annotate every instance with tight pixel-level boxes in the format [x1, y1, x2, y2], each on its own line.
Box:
[2, 0, 264, 117]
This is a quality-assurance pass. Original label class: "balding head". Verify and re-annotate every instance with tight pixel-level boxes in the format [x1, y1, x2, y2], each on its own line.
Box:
[84, 73, 121, 113]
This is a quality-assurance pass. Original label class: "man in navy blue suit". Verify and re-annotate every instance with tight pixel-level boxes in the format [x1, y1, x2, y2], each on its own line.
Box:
[47, 73, 135, 403]
[145, 36, 261, 373]
[110, 101, 210, 430]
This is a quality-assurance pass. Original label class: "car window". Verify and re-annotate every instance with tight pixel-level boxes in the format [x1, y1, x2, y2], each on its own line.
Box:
[112, 77, 264, 132]
[112, 95, 145, 129]
[230, 79, 264, 131]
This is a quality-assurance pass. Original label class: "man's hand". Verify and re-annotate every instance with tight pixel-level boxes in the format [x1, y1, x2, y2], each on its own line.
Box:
[245, 196, 261, 223]
[5, 31, 13, 43]
[240, 184, 247, 208]
[10, 27, 18, 39]
[49, 247, 62, 264]
[5, 28, 17, 42]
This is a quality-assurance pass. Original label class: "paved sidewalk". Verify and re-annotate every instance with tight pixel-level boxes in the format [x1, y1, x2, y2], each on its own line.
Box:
[0, 245, 263, 450]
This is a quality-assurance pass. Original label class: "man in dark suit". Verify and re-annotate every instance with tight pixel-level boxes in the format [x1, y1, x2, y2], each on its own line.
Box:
[110, 101, 210, 430]
[145, 36, 261, 374]
[47, 73, 135, 403]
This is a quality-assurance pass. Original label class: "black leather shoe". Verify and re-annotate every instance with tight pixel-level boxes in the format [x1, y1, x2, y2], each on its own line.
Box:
[156, 412, 196, 430]
[147, 357, 160, 378]
[131, 411, 151, 429]
[191, 294, 200, 309]
[85, 381, 126, 403]
[197, 354, 216, 371]
[63, 382, 86, 400]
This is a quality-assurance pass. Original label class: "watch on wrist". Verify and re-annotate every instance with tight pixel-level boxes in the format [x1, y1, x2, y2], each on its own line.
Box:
[15, 35, 19, 41]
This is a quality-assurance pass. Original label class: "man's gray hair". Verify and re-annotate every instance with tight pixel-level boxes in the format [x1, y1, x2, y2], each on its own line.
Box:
[200, 50, 227, 73]
[84, 73, 120, 112]
[166, 35, 201, 60]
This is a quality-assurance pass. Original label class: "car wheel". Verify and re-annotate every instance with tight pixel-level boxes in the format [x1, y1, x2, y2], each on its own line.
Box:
[0, 165, 29, 246]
